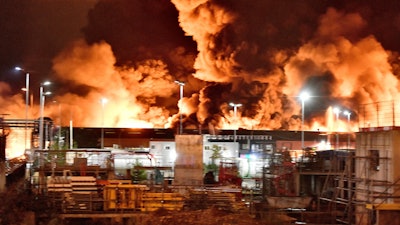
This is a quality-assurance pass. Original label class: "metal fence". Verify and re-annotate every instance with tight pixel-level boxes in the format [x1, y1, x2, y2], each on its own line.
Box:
[358, 100, 400, 129]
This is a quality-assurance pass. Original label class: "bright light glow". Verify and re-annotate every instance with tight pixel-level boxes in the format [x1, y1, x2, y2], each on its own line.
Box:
[229, 102, 242, 107]
[6, 128, 32, 158]
[300, 92, 310, 101]
[170, 150, 177, 162]
[333, 107, 341, 114]
[317, 140, 332, 150]
[101, 98, 108, 105]
[15, 66, 23, 71]
[343, 111, 351, 116]
[42, 81, 51, 86]
[174, 80, 185, 86]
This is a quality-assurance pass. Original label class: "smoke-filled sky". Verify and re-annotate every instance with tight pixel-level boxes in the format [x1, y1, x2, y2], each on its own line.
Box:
[1, 0, 400, 132]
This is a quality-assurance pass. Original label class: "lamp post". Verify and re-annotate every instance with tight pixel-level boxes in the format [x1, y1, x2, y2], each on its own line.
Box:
[333, 107, 341, 150]
[229, 102, 242, 142]
[53, 101, 62, 149]
[344, 111, 351, 149]
[101, 98, 108, 149]
[300, 92, 310, 150]
[15, 67, 29, 150]
[39, 81, 51, 150]
[174, 80, 185, 135]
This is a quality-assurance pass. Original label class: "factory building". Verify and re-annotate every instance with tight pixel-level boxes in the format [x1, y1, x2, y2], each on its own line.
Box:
[5, 100, 400, 225]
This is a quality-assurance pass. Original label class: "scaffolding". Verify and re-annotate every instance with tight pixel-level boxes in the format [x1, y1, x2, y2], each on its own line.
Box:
[319, 105, 400, 224]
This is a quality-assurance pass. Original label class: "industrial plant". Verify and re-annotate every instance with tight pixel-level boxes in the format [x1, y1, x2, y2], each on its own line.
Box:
[0, 100, 399, 225]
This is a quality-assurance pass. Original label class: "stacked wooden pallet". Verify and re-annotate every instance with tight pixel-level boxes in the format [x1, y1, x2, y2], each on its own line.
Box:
[47, 175, 102, 212]
[141, 192, 184, 211]
[47, 176, 72, 192]
[70, 176, 98, 194]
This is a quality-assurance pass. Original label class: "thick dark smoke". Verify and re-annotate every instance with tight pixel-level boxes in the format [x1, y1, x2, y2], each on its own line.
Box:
[83, 0, 197, 79]
[67, 0, 400, 131]
[2, 0, 400, 133]
[0, 0, 398, 160]
[171, 0, 400, 130]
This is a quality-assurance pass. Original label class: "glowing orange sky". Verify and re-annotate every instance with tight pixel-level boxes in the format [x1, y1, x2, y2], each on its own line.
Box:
[1, 2, 399, 147]
[2, 1, 400, 159]
[48, 6, 397, 132]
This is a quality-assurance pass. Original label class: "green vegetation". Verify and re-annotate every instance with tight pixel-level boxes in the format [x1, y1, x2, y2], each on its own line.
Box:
[205, 145, 223, 173]
[131, 159, 147, 183]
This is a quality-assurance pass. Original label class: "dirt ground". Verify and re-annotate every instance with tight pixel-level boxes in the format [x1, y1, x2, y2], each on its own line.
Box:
[59, 207, 297, 225]
[130, 207, 296, 225]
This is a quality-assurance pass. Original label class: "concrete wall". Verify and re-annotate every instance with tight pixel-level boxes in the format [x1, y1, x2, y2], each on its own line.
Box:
[173, 135, 203, 185]
[355, 129, 400, 224]
[392, 130, 400, 197]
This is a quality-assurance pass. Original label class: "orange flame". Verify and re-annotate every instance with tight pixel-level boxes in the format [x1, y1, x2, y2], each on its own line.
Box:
[2, 4, 400, 159]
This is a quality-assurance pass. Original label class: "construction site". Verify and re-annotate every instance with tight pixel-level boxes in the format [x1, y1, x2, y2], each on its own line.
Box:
[1, 101, 400, 225]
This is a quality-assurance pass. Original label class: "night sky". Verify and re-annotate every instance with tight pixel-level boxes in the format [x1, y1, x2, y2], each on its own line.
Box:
[0, 0, 400, 131]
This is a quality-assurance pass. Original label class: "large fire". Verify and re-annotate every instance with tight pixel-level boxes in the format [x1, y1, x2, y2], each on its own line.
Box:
[2, 2, 400, 158]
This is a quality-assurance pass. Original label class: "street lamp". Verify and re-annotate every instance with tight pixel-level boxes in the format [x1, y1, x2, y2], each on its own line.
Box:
[300, 92, 310, 150]
[53, 101, 62, 149]
[174, 80, 185, 135]
[333, 107, 341, 150]
[344, 111, 351, 149]
[39, 81, 51, 150]
[15, 67, 29, 150]
[101, 98, 108, 149]
[229, 102, 242, 142]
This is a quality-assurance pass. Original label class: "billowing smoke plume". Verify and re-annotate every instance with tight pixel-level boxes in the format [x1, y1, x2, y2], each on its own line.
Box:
[51, 40, 178, 128]
[4, 0, 400, 133]
[48, 0, 400, 132]
[284, 8, 400, 130]
[0, 83, 29, 118]
[170, 1, 400, 131]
